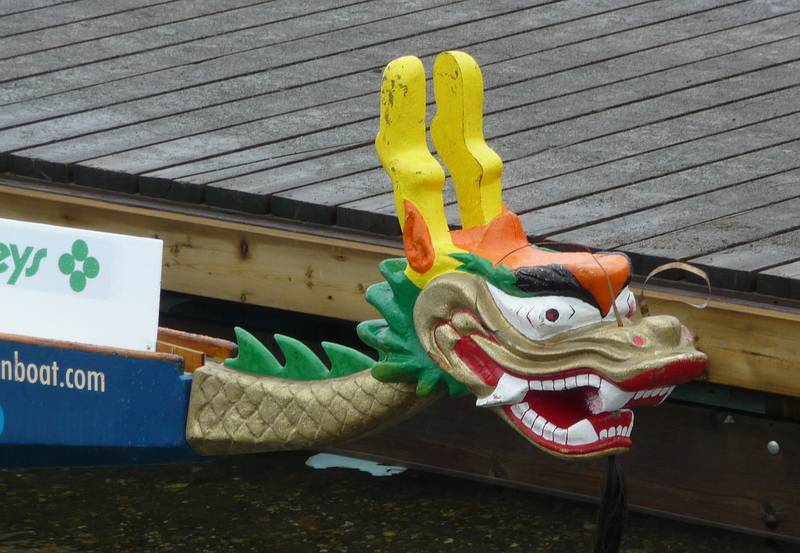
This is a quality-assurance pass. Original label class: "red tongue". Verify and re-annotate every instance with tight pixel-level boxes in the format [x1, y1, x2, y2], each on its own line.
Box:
[524, 388, 593, 428]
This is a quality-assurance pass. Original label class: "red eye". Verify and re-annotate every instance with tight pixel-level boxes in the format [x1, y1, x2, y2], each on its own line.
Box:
[545, 308, 559, 322]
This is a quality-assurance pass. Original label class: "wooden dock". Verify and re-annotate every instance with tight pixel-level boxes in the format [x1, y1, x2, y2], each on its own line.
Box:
[1, 0, 800, 541]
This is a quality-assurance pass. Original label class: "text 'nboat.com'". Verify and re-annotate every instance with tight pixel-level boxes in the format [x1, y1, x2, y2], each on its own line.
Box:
[0, 351, 106, 393]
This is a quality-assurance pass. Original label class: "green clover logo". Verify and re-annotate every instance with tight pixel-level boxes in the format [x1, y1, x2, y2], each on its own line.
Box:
[59, 240, 100, 293]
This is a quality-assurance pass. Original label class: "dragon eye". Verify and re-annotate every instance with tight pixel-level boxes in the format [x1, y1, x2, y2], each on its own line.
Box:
[545, 308, 559, 322]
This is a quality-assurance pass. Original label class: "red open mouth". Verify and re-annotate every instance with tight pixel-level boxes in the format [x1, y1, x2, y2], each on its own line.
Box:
[454, 336, 706, 455]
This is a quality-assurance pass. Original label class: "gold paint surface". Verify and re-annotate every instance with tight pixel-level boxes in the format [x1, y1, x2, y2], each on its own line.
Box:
[416, 273, 704, 395]
[186, 362, 430, 455]
[414, 272, 706, 457]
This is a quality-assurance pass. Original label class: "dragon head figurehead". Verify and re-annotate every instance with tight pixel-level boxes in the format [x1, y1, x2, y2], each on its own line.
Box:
[366, 51, 707, 458]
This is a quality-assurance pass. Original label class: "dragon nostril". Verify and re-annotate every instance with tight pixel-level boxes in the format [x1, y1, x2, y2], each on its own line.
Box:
[632, 335, 646, 347]
[642, 315, 683, 346]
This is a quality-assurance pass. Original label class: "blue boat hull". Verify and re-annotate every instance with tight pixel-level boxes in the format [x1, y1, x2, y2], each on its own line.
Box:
[0, 332, 203, 467]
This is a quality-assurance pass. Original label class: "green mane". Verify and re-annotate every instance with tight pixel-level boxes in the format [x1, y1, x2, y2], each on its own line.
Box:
[358, 258, 466, 396]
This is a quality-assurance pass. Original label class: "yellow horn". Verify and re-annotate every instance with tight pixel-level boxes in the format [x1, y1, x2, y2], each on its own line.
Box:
[431, 51, 503, 228]
[375, 55, 462, 287]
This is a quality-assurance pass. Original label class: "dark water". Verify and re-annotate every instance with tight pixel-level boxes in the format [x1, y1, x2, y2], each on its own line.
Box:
[0, 452, 795, 553]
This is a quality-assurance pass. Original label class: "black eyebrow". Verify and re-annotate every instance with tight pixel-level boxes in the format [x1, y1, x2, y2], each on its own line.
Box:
[513, 264, 600, 310]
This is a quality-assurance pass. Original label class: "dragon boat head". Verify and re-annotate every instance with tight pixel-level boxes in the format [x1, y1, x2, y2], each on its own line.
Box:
[412, 214, 706, 457]
[368, 51, 707, 458]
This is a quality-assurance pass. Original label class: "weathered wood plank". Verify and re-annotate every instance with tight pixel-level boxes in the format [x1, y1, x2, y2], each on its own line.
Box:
[541, 142, 800, 246]
[0, 0, 589, 131]
[151, 4, 800, 207]
[620, 197, 800, 276]
[340, 72, 798, 232]
[0, 0, 530, 106]
[346, 129, 800, 241]
[0, 0, 377, 83]
[759, 260, 800, 300]
[525, 138, 800, 241]
[691, 229, 800, 292]
[0, 0, 273, 61]
[0, 0, 391, 130]
[5, 0, 744, 163]
[3, 2, 580, 183]
[7, 0, 744, 190]
[0, 0, 173, 37]
[37, 0, 650, 191]
[0, 0, 75, 17]
[213, 53, 800, 222]
[5, 0, 740, 155]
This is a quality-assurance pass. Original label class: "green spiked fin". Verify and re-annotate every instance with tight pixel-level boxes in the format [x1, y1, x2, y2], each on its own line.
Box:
[274, 334, 330, 380]
[225, 327, 376, 381]
[225, 327, 282, 376]
[323, 342, 375, 378]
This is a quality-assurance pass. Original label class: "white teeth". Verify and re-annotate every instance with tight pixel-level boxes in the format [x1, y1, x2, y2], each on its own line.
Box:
[632, 386, 677, 402]
[502, 372, 648, 447]
[567, 419, 599, 446]
[511, 402, 529, 418]
[522, 410, 538, 428]
[596, 380, 635, 413]
[510, 401, 604, 446]
[528, 373, 604, 392]
[476, 373, 529, 407]
[654, 386, 674, 405]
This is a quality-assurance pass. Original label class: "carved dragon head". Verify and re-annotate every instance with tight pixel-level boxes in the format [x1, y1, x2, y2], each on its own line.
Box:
[363, 51, 706, 458]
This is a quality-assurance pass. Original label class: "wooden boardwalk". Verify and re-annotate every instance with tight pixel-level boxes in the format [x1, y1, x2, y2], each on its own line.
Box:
[1, 0, 799, 298]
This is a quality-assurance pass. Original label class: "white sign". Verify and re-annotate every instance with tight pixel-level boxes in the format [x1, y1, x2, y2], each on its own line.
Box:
[0, 217, 163, 352]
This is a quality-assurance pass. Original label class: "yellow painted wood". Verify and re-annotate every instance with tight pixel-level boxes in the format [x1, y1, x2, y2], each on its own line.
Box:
[431, 51, 503, 228]
[2, 181, 800, 398]
[374, 55, 462, 288]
